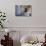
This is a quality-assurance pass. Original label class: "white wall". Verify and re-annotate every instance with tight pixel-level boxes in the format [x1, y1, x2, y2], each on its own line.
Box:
[0, 1, 46, 46]
[0, 0, 46, 27]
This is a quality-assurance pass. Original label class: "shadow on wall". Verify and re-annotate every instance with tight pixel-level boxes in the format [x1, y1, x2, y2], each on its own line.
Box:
[13, 40, 21, 46]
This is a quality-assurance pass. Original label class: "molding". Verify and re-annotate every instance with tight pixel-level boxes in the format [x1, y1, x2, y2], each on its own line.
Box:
[1, 27, 46, 28]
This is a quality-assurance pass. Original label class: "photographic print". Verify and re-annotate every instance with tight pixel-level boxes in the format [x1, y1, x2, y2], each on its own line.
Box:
[15, 5, 32, 16]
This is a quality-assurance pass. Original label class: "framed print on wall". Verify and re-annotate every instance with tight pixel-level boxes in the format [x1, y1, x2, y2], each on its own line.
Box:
[15, 5, 32, 16]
